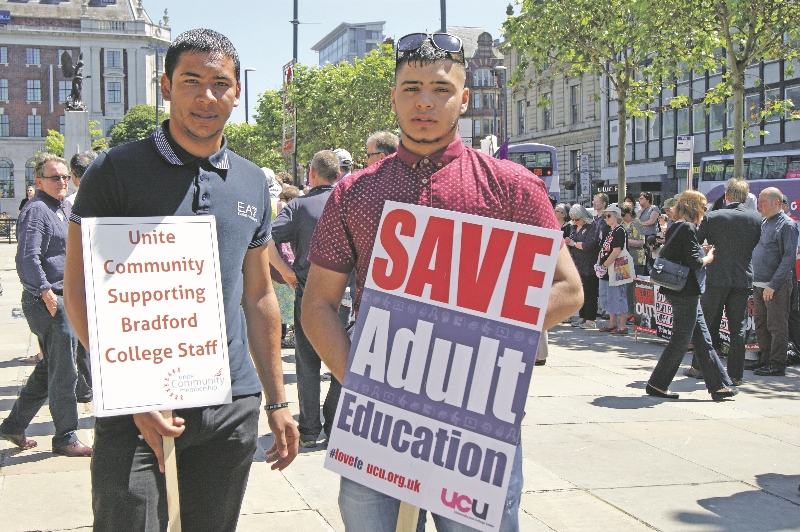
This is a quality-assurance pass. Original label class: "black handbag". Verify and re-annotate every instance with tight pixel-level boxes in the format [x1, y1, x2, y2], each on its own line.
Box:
[649, 228, 690, 291]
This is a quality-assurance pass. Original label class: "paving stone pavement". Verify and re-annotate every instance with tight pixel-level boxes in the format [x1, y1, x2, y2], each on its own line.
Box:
[1, 241, 799, 531]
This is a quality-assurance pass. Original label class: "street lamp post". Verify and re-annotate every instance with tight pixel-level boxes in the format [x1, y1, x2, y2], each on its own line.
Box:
[494, 65, 507, 142]
[244, 68, 256, 124]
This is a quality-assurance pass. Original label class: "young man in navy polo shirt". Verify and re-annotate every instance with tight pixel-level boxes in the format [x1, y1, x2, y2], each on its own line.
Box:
[64, 29, 298, 531]
[302, 33, 583, 531]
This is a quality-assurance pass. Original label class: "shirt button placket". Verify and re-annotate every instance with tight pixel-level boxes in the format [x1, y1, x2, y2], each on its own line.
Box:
[198, 169, 211, 213]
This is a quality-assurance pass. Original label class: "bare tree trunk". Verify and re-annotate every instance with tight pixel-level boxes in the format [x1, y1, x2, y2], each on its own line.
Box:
[730, 64, 745, 179]
[617, 91, 627, 200]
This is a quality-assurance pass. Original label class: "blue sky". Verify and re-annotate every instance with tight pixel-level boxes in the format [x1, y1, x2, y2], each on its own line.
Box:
[144, 0, 511, 123]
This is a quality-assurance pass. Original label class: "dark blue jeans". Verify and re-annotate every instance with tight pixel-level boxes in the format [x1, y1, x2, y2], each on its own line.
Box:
[0, 291, 79, 448]
[649, 293, 733, 394]
[694, 285, 751, 379]
[294, 283, 342, 440]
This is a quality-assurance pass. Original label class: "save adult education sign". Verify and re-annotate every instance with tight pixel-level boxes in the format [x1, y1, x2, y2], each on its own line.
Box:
[81, 216, 231, 417]
[324, 202, 560, 531]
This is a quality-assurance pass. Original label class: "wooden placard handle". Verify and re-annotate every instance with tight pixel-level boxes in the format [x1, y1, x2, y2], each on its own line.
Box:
[395, 501, 420, 532]
[161, 410, 182, 532]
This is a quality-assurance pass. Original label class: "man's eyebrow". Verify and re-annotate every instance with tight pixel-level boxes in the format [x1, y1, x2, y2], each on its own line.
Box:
[178, 71, 234, 82]
[399, 80, 423, 86]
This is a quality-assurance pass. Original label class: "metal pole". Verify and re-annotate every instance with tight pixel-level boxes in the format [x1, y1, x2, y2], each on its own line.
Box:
[244, 68, 256, 124]
[292, 0, 299, 186]
[440, 0, 446, 33]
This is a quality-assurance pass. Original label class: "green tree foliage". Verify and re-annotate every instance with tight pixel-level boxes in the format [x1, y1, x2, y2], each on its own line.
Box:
[692, 0, 800, 178]
[223, 121, 285, 171]
[109, 105, 169, 147]
[255, 44, 397, 176]
[504, 0, 697, 197]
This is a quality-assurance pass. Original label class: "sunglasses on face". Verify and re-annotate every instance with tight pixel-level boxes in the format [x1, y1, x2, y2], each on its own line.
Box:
[42, 174, 70, 182]
[396, 33, 464, 63]
[604, 214, 615, 218]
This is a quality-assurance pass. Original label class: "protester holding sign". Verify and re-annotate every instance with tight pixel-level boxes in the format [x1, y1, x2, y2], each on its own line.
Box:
[302, 32, 582, 531]
[63, 29, 298, 531]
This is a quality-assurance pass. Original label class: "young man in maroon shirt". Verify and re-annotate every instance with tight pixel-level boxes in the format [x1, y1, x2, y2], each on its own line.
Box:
[302, 33, 582, 530]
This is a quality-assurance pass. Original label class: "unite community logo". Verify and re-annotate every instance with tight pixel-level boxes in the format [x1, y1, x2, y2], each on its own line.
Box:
[164, 367, 226, 401]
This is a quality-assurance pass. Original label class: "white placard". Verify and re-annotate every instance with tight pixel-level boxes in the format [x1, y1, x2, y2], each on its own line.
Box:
[676, 136, 694, 170]
[81, 216, 231, 417]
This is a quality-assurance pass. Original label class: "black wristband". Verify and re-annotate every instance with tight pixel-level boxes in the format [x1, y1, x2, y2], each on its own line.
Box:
[265, 402, 289, 412]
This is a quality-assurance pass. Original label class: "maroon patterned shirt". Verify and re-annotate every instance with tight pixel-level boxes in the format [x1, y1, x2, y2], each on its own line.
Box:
[308, 136, 560, 312]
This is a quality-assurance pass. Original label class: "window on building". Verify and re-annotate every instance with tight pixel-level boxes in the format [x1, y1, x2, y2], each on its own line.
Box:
[663, 109, 675, 137]
[107, 81, 122, 104]
[709, 102, 725, 131]
[726, 102, 736, 129]
[473, 93, 481, 109]
[484, 119, 490, 135]
[542, 93, 551, 130]
[570, 85, 581, 124]
[745, 93, 760, 124]
[609, 120, 619, 147]
[678, 107, 690, 135]
[786, 86, 800, 118]
[473, 69, 492, 87]
[633, 116, 645, 142]
[649, 113, 661, 140]
[570, 149, 580, 177]
[26, 48, 40, 65]
[0, 79, 7, 101]
[107, 50, 122, 68]
[27, 80, 41, 102]
[489, 94, 495, 109]
[517, 100, 525, 134]
[59, 115, 65, 135]
[0, 47, 7, 64]
[25, 158, 36, 187]
[0, 115, 8, 137]
[474, 119, 481, 137]
[483, 94, 491, 109]
[105, 118, 121, 136]
[765, 87, 781, 122]
[693, 103, 706, 133]
[28, 115, 42, 137]
[0, 158, 14, 199]
[58, 49, 72, 68]
[58, 80, 70, 103]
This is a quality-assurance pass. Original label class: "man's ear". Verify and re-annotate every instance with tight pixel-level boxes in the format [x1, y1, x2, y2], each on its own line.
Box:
[159, 73, 171, 102]
[460, 87, 469, 115]
[390, 86, 397, 115]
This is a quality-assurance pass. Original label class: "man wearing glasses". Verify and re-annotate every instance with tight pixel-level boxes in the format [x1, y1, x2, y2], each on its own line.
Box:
[303, 32, 582, 531]
[0, 153, 91, 457]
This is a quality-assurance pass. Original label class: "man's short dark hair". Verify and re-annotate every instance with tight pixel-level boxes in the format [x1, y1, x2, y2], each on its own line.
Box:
[367, 131, 400, 156]
[311, 150, 340, 183]
[640, 191, 654, 204]
[395, 39, 465, 80]
[70, 150, 97, 179]
[165, 29, 240, 82]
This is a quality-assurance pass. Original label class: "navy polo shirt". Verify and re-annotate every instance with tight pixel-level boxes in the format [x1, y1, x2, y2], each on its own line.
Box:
[71, 121, 271, 396]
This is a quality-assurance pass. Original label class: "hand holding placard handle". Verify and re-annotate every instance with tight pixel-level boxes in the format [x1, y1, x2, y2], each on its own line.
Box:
[161, 410, 182, 532]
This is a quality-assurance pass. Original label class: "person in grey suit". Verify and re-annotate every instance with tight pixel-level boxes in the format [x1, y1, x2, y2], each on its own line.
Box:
[684, 179, 762, 385]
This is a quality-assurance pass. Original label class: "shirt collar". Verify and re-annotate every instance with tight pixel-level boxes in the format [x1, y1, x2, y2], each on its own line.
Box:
[396, 136, 465, 169]
[34, 189, 63, 208]
[725, 202, 741, 209]
[152, 120, 230, 170]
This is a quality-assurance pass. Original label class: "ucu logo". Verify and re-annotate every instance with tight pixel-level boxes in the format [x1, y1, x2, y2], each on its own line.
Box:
[440, 488, 489, 520]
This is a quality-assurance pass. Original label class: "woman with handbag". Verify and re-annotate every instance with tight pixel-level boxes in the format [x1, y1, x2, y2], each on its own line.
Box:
[646, 190, 738, 401]
[596, 204, 630, 334]
[565, 204, 600, 329]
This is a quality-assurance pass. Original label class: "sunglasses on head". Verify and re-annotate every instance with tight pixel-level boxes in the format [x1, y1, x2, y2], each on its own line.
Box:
[396, 33, 464, 62]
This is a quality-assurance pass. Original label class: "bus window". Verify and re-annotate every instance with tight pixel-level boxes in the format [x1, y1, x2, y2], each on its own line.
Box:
[703, 161, 726, 181]
[509, 152, 553, 176]
[788, 156, 800, 179]
[724, 161, 735, 182]
[745, 158, 761, 180]
[763, 156, 787, 180]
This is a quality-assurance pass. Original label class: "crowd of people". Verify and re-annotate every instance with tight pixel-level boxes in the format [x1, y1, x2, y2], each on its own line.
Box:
[558, 179, 799, 401]
[1, 24, 798, 532]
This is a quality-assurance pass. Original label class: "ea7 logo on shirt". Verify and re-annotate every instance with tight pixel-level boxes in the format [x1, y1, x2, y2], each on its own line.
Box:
[237, 201, 258, 222]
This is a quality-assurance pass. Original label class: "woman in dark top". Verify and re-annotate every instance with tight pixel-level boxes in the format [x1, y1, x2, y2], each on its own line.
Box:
[646, 190, 738, 401]
[565, 204, 600, 328]
[18, 186, 35, 214]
